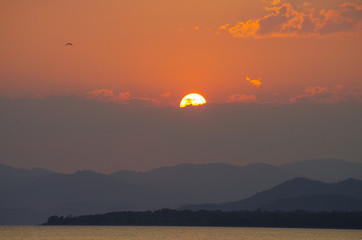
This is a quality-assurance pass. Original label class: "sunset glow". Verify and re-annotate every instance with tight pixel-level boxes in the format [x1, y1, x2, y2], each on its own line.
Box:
[0, 0, 361, 176]
[1, 1, 362, 228]
[0, 0, 360, 104]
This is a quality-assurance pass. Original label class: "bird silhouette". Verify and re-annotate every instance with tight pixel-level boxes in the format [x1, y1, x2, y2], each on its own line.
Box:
[65, 42, 73, 46]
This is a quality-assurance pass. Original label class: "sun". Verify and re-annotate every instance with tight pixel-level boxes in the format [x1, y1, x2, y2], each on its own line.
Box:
[180, 93, 206, 108]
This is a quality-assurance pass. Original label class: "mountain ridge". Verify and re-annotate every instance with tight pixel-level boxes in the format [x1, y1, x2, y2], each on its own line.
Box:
[180, 178, 362, 211]
[1, 159, 362, 225]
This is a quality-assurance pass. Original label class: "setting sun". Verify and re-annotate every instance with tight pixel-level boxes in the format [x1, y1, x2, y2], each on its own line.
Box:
[180, 93, 206, 108]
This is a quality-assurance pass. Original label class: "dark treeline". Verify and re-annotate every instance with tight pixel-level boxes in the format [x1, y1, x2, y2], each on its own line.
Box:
[43, 209, 362, 229]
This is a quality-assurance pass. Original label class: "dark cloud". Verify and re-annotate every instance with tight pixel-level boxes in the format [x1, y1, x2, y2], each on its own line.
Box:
[227, 94, 257, 103]
[290, 85, 361, 104]
[1, 96, 361, 173]
[85, 89, 159, 106]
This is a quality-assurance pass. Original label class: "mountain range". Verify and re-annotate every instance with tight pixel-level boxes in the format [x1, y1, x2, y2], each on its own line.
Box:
[1, 158, 362, 225]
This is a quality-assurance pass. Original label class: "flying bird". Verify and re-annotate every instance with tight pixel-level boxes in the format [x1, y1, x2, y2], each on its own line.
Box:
[65, 42, 73, 46]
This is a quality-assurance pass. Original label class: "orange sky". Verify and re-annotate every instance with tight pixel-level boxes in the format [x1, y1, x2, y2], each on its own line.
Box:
[0, 0, 361, 105]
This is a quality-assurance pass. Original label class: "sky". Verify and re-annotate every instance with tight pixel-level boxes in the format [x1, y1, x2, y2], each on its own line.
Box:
[0, 0, 361, 173]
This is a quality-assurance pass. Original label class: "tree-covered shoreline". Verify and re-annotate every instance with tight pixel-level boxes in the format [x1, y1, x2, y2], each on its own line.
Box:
[43, 209, 362, 229]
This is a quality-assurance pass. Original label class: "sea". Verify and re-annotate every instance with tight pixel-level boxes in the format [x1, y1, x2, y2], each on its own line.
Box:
[0, 226, 361, 240]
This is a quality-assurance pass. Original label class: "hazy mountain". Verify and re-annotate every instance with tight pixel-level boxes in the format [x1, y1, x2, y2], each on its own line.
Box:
[181, 178, 362, 211]
[0, 163, 54, 191]
[1, 170, 167, 209]
[0, 170, 175, 225]
[281, 159, 362, 182]
[0, 164, 56, 224]
[110, 163, 296, 204]
[2, 159, 362, 225]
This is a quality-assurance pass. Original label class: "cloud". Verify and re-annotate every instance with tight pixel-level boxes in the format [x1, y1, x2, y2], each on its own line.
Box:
[161, 92, 171, 98]
[85, 89, 159, 105]
[227, 94, 257, 103]
[60, 87, 362, 107]
[290, 85, 362, 104]
[225, 85, 361, 105]
[246, 76, 262, 87]
[85, 89, 130, 103]
[263, 0, 281, 6]
[319, 3, 362, 36]
[221, 1, 362, 38]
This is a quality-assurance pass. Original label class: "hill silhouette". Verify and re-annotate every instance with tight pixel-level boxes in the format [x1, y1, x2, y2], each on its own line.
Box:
[43, 209, 362, 229]
[281, 159, 362, 182]
[181, 178, 362, 211]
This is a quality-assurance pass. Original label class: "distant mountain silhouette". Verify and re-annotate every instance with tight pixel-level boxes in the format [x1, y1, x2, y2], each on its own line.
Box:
[1, 159, 362, 225]
[110, 163, 296, 204]
[0, 170, 174, 225]
[0, 163, 54, 191]
[281, 159, 362, 182]
[2, 170, 171, 209]
[181, 178, 362, 211]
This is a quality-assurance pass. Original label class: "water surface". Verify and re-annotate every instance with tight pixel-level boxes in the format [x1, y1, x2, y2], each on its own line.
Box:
[0, 226, 361, 240]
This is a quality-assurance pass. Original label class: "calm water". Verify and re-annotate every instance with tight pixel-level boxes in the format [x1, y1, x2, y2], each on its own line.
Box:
[0, 226, 361, 240]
